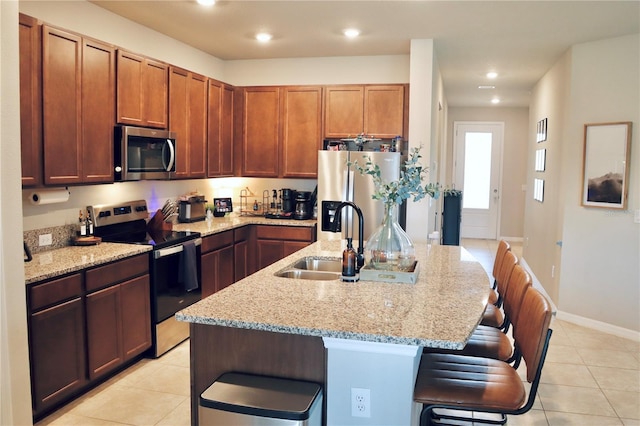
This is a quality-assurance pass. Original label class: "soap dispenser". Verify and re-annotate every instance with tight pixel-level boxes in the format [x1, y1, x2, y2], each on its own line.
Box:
[341, 238, 359, 282]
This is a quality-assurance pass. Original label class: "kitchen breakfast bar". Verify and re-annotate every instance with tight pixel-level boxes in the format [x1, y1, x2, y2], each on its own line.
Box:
[176, 240, 490, 425]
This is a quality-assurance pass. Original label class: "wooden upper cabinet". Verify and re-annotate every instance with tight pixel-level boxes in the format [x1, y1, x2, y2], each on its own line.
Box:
[169, 66, 207, 179]
[19, 13, 42, 187]
[208, 80, 234, 177]
[42, 25, 115, 186]
[188, 72, 208, 178]
[324, 84, 405, 139]
[324, 85, 364, 138]
[42, 25, 82, 185]
[242, 87, 280, 177]
[364, 85, 405, 138]
[169, 67, 188, 177]
[281, 86, 323, 178]
[81, 38, 116, 183]
[116, 50, 168, 129]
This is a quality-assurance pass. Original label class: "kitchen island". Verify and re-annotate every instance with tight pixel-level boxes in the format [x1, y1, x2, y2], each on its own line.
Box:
[177, 240, 490, 425]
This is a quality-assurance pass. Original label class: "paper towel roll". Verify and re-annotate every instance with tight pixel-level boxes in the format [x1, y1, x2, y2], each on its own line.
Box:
[29, 188, 70, 205]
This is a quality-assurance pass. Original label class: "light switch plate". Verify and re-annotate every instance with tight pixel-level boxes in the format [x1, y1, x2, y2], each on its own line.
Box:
[634, 209, 640, 224]
[39, 234, 52, 246]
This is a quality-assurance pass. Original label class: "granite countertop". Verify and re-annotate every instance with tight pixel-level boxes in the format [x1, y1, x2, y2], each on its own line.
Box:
[171, 215, 317, 237]
[177, 240, 491, 349]
[24, 243, 152, 285]
[24, 216, 316, 285]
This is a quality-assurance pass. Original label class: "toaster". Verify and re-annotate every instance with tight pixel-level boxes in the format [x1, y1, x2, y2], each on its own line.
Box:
[178, 195, 207, 222]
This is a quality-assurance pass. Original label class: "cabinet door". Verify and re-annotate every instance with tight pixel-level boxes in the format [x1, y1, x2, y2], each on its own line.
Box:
[144, 58, 169, 129]
[82, 38, 115, 183]
[234, 239, 249, 281]
[30, 297, 87, 414]
[116, 50, 145, 126]
[283, 241, 311, 258]
[281, 86, 323, 178]
[117, 50, 167, 129]
[42, 26, 82, 185]
[220, 85, 235, 176]
[257, 240, 284, 270]
[242, 87, 280, 177]
[324, 85, 364, 138]
[169, 66, 189, 178]
[19, 13, 42, 187]
[217, 245, 235, 292]
[207, 79, 222, 176]
[208, 81, 234, 177]
[86, 285, 123, 380]
[201, 250, 217, 299]
[120, 275, 152, 360]
[364, 85, 405, 138]
[188, 72, 208, 178]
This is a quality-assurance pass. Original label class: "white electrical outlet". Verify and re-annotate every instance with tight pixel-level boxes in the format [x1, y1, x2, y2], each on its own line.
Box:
[351, 387, 371, 418]
[39, 234, 52, 246]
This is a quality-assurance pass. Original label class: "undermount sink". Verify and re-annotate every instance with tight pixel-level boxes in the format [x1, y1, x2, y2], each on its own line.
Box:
[275, 256, 342, 280]
[290, 257, 342, 273]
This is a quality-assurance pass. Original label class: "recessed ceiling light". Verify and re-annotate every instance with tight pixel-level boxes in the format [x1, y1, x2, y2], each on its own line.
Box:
[256, 33, 272, 43]
[196, 0, 215, 6]
[478, 85, 496, 90]
[486, 72, 498, 79]
[491, 98, 501, 104]
[343, 28, 360, 38]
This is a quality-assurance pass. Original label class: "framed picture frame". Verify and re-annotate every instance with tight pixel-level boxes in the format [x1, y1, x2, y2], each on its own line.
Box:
[536, 118, 547, 143]
[581, 122, 632, 209]
[535, 148, 546, 172]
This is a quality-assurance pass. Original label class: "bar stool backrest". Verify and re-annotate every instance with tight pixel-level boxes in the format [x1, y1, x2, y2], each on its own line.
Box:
[513, 287, 552, 383]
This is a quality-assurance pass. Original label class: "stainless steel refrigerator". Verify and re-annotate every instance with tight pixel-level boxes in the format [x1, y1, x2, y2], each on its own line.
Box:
[317, 150, 406, 242]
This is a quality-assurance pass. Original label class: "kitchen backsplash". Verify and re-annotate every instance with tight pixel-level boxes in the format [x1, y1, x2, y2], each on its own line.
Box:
[24, 224, 76, 255]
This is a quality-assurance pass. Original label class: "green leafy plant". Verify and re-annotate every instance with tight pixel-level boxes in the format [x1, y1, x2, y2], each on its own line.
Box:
[350, 146, 457, 206]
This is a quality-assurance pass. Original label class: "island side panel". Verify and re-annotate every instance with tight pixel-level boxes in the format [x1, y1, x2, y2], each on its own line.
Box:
[190, 323, 327, 425]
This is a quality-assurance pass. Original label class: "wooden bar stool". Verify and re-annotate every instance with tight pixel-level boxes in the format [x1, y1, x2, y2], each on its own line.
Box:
[414, 286, 553, 425]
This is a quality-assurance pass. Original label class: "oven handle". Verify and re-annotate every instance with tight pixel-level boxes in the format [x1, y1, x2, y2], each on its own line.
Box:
[154, 238, 202, 259]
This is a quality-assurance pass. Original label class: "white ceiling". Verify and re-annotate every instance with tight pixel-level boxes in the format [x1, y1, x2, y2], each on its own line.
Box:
[90, 0, 639, 107]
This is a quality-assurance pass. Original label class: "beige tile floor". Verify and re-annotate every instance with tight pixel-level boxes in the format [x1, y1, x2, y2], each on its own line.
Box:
[36, 239, 639, 426]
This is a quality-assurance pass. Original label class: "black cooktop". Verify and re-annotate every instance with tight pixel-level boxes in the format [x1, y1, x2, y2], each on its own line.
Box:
[94, 219, 200, 250]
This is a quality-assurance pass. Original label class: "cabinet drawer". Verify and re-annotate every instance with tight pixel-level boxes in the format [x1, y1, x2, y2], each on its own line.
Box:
[29, 273, 82, 311]
[86, 254, 149, 293]
[201, 230, 234, 253]
[256, 225, 314, 242]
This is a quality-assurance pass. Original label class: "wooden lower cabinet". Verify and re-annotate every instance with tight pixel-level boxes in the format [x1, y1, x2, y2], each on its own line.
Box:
[233, 226, 255, 280]
[29, 296, 86, 416]
[28, 255, 151, 420]
[201, 231, 235, 298]
[255, 225, 316, 269]
[86, 275, 151, 380]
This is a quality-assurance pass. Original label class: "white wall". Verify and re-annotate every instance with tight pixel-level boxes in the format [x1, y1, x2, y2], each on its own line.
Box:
[225, 55, 409, 86]
[406, 39, 435, 243]
[559, 34, 640, 333]
[526, 34, 640, 334]
[1, 1, 33, 424]
[19, 1, 226, 81]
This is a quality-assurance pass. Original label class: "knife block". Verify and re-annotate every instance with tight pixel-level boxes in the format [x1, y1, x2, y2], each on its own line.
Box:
[147, 209, 173, 233]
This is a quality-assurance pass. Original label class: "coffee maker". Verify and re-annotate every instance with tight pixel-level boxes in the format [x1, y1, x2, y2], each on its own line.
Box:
[281, 189, 296, 215]
[294, 191, 313, 220]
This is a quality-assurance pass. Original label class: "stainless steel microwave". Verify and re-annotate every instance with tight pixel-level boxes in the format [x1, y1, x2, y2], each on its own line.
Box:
[114, 126, 177, 181]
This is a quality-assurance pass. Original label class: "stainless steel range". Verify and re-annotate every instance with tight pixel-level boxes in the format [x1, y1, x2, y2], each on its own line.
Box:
[89, 200, 202, 357]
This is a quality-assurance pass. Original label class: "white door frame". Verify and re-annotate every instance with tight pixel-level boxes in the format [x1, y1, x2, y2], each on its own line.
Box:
[452, 121, 504, 240]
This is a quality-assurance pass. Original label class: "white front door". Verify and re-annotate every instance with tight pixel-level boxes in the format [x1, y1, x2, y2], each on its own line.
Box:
[453, 122, 503, 239]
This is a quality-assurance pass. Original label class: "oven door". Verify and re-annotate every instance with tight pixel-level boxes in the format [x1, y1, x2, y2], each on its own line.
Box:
[151, 238, 202, 324]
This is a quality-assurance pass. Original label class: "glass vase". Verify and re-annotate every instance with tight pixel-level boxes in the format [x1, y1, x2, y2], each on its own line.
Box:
[365, 203, 416, 271]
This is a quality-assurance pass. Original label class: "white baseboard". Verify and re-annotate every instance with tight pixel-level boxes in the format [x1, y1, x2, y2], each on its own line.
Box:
[555, 311, 640, 342]
[520, 257, 640, 343]
[498, 236, 524, 243]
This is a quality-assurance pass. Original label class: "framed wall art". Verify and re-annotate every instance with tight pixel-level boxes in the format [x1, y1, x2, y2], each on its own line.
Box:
[581, 122, 632, 209]
[535, 148, 546, 172]
[536, 118, 547, 143]
[534, 178, 545, 202]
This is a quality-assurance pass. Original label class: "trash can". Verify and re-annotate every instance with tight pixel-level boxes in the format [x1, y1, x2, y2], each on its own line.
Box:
[199, 372, 323, 426]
